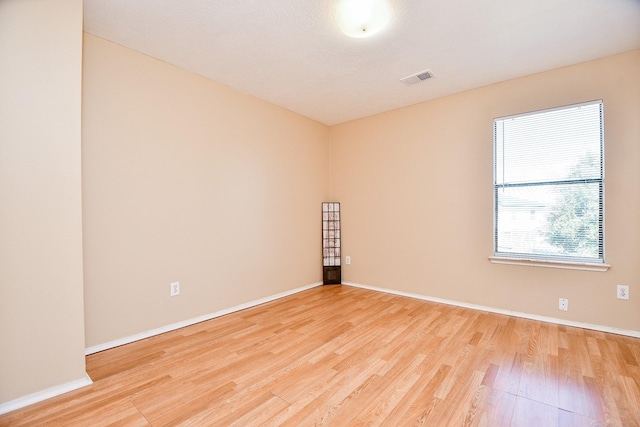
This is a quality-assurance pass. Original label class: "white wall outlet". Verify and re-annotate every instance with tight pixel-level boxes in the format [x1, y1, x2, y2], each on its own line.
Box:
[170, 281, 180, 297]
[345, 256, 351, 265]
[559, 298, 569, 311]
[617, 284, 629, 300]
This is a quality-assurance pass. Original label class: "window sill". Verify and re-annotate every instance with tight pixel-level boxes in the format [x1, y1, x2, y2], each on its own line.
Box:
[489, 256, 610, 272]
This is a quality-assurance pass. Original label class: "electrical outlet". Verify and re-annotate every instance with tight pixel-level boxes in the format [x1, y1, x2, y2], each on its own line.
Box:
[559, 298, 569, 311]
[617, 284, 629, 300]
[170, 281, 180, 297]
[345, 256, 351, 265]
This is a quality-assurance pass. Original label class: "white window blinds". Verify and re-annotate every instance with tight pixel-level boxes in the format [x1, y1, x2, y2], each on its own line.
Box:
[494, 100, 604, 263]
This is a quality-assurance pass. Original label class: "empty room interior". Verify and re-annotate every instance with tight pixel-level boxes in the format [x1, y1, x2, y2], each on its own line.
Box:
[1, 0, 640, 425]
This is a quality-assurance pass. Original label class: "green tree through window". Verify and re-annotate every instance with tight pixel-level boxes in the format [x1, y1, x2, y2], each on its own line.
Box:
[545, 155, 600, 258]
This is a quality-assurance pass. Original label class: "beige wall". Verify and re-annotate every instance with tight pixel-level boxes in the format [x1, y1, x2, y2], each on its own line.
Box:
[82, 34, 330, 347]
[331, 50, 640, 332]
[0, 0, 86, 403]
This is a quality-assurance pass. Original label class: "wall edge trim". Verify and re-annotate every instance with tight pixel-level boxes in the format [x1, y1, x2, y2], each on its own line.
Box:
[85, 281, 324, 355]
[343, 281, 640, 339]
[0, 374, 93, 415]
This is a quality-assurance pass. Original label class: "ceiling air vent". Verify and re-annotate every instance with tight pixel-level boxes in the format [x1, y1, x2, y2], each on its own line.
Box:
[400, 69, 435, 86]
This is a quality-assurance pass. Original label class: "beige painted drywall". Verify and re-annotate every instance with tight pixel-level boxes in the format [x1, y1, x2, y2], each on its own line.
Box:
[331, 50, 640, 332]
[82, 34, 330, 347]
[0, 0, 86, 404]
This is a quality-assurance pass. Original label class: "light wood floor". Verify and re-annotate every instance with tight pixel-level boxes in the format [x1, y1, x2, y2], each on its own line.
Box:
[2, 285, 640, 426]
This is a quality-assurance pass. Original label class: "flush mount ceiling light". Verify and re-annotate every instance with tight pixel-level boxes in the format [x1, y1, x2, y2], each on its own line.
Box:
[337, 0, 392, 38]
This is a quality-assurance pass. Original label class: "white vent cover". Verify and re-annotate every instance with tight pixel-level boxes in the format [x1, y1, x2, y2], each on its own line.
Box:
[400, 69, 435, 85]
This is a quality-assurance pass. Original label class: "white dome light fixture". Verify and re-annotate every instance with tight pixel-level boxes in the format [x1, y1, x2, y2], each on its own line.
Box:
[337, 0, 392, 38]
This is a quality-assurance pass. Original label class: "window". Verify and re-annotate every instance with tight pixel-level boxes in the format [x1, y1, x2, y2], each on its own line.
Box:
[493, 100, 604, 265]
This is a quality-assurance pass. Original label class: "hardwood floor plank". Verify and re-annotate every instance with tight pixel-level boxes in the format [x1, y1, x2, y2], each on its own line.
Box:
[228, 394, 290, 427]
[341, 352, 427, 425]
[269, 358, 388, 426]
[1, 285, 639, 426]
[132, 380, 237, 425]
[469, 387, 517, 427]
[269, 360, 338, 403]
[481, 363, 500, 387]
[511, 397, 558, 427]
[557, 408, 603, 427]
[517, 324, 559, 407]
[393, 363, 452, 424]
[617, 375, 640, 427]
[438, 369, 486, 425]
[582, 374, 607, 422]
[491, 352, 525, 396]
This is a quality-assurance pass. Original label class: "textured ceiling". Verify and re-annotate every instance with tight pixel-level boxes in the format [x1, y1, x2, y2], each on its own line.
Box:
[83, 0, 640, 125]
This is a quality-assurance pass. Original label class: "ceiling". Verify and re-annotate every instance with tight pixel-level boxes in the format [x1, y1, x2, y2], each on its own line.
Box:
[83, 0, 640, 126]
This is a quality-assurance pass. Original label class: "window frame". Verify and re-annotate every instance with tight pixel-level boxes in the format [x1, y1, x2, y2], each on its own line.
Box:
[490, 100, 609, 271]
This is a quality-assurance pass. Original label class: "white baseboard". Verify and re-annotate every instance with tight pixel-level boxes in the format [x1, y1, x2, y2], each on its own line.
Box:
[343, 281, 640, 339]
[85, 281, 324, 355]
[0, 373, 93, 416]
